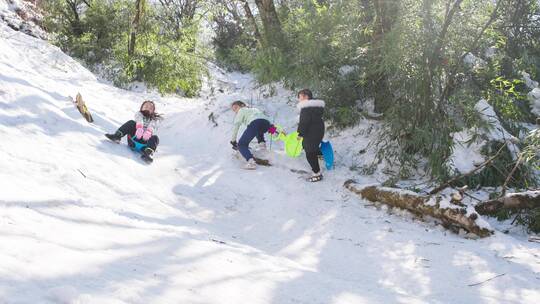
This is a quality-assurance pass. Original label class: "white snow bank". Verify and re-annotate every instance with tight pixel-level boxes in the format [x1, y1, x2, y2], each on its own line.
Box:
[448, 99, 519, 174]
[522, 71, 539, 89]
[521, 71, 540, 117]
[507, 190, 540, 198]
[449, 130, 485, 173]
[464, 52, 486, 69]
[0, 0, 46, 39]
[485, 46, 497, 58]
[47, 286, 93, 304]
[338, 65, 356, 76]
[528, 88, 540, 117]
[475, 99, 518, 143]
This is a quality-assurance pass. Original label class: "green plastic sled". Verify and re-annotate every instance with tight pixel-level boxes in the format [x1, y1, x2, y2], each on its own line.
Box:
[271, 125, 303, 158]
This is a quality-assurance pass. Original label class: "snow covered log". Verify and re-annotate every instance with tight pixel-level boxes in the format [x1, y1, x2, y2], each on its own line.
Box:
[344, 180, 493, 238]
[475, 191, 540, 215]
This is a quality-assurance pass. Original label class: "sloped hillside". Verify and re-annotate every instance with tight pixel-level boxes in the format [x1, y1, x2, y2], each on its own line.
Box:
[1, 23, 539, 304]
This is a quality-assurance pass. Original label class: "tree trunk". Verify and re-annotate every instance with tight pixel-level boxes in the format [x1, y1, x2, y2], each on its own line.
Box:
[254, 0, 285, 48]
[128, 0, 145, 57]
[344, 180, 493, 237]
[240, 0, 262, 44]
[475, 191, 540, 215]
[65, 0, 83, 36]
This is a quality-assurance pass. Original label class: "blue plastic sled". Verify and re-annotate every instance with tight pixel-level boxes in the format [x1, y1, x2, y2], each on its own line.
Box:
[127, 135, 148, 153]
[320, 141, 334, 170]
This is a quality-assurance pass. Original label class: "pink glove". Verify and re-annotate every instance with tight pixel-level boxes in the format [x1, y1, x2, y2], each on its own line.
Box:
[268, 125, 277, 135]
[142, 127, 153, 141]
[134, 122, 144, 139]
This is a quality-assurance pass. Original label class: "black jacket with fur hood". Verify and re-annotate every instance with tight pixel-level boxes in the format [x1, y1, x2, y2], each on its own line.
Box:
[297, 99, 325, 153]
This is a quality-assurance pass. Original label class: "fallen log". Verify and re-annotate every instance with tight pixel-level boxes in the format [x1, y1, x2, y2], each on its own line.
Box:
[344, 180, 493, 238]
[475, 191, 540, 216]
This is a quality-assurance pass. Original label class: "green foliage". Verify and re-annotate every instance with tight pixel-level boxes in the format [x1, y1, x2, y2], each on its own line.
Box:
[371, 0, 498, 179]
[448, 87, 485, 129]
[329, 106, 362, 129]
[518, 208, 540, 233]
[211, 8, 258, 72]
[499, 0, 540, 80]
[43, 0, 206, 96]
[378, 106, 455, 179]
[43, 0, 129, 65]
[522, 129, 540, 171]
[493, 202, 540, 234]
[458, 141, 533, 189]
[114, 22, 205, 96]
[483, 74, 534, 131]
[217, 43, 256, 72]
[214, 0, 540, 184]
[252, 46, 289, 84]
[498, 208, 540, 234]
[254, 0, 368, 127]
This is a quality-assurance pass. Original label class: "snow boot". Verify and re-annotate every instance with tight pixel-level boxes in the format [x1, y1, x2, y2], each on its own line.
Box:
[308, 172, 323, 182]
[105, 131, 123, 143]
[244, 158, 257, 170]
[141, 147, 154, 164]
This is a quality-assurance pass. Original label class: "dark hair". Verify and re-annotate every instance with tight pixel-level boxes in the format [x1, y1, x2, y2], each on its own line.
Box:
[140, 100, 161, 119]
[297, 89, 313, 99]
[231, 100, 247, 107]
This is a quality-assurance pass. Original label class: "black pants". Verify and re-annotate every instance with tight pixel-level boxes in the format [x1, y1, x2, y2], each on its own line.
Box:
[118, 120, 159, 151]
[306, 151, 320, 174]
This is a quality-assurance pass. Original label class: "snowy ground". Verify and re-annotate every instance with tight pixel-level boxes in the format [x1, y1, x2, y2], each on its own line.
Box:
[0, 0, 46, 39]
[1, 24, 540, 304]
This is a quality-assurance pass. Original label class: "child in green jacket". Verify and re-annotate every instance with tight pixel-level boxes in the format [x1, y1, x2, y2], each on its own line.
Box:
[230, 101, 273, 169]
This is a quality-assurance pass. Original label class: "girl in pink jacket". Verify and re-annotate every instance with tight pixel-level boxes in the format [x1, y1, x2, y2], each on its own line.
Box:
[105, 100, 162, 163]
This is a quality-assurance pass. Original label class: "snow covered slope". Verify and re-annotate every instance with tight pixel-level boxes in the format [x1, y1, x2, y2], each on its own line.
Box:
[1, 23, 540, 304]
[0, 0, 46, 39]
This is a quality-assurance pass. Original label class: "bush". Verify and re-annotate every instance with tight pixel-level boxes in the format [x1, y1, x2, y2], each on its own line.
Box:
[43, 0, 206, 96]
[252, 46, 289, 84]
[518, 208, 540, 233]
[211, 8, 258, 72]
[227, 44, 257, 72]
[328, 106, 362, 129]
[44, 0, 128, 65]
[459, 141, 535, 189]
[248, 1, 369, 127]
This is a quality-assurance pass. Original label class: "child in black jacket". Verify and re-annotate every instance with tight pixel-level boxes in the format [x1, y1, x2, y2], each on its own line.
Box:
[297, 89, 325, 182]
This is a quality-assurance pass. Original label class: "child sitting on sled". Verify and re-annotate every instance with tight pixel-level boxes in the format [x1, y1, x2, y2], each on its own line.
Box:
[230, 101, 275, 170]
[105, 100, 162, 163]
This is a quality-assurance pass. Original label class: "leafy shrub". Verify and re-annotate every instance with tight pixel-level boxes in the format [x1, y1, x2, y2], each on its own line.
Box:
[252, 46, 289, 84]
[459, 141, 533, 189]
[43, 0, 206, 96]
